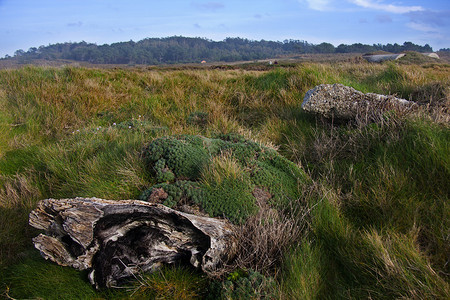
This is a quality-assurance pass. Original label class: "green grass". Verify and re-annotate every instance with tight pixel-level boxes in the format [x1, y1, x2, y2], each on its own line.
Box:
[37, 124, 158, 199]
[127, 265, 208, 299]
[0, 62, 449, 298]
[307, 195, 449, 298]
[306, 117, 449, 275]
[1, 252, 98, 299]
[281, 241, 325, 299]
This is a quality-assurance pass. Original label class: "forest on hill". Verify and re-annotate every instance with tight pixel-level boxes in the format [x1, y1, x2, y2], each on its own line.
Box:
[4, 36, 435, 65]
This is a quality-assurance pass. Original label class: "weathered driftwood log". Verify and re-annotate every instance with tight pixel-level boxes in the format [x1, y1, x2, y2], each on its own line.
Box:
[29, 197, 237, 289]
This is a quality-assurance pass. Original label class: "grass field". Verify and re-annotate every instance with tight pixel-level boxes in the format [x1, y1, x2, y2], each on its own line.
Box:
[0, 57, 449, 299]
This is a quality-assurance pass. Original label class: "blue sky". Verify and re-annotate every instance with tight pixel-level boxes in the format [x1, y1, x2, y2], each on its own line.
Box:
[0, 0, 449, 57]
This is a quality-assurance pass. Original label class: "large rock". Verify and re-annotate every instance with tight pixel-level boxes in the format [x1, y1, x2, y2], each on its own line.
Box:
[302, 84, 416, 120]
[29, 197, 237, 289]
[362, 53, 405, 62]
[423, 52, 440, 59]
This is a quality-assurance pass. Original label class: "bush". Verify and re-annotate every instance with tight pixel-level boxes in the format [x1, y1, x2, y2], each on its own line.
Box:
[207, 269, 278, 300]
[140, 134, 308, 224]
[397, 51, 440, 64]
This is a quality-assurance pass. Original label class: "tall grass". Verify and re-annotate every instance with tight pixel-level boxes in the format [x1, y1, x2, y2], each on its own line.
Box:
[127, 265, 208, 299]
[0, 61, 448, 298]
[307, 193, 449, 298]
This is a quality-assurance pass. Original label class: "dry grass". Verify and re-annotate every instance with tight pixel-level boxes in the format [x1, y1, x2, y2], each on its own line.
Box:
[0, 172, 41, 209]
[200, 152, 244, 187]
[229, 207, 305, 276]
[363, 228, 450, 298]
[218, 184, 319, 279]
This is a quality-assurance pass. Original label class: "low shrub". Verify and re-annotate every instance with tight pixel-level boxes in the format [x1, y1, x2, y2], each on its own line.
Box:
[207, 269, 278, 300]
[397, 51, 440, 65]
[140, 134, 308, 224]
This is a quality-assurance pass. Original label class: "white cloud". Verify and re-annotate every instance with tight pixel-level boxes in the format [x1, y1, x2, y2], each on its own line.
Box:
[407, 22, 437, 33]
[301, 0, 424, 14]
[303, 0, 331, 11]
[350, 0, 424, 14]
[405, 10, 449, 35]
[407, 10, 450, 27]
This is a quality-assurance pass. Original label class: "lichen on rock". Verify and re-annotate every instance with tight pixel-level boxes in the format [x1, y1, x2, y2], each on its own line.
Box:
[302, 83, 416, 121]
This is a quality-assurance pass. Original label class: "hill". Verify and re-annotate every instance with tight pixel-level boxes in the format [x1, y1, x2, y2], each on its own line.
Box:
[2, 36, 435, 66]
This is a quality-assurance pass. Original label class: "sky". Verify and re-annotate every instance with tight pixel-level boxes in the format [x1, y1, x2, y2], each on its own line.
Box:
[0, 0, 449, 57]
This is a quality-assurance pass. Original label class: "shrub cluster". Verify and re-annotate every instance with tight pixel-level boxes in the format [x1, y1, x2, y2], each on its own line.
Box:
[207, 269, 278, 300]
[140, 134, 308, 224]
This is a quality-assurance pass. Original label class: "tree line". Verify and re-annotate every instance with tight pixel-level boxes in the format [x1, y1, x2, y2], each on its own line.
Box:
[5, 36, 435, 65]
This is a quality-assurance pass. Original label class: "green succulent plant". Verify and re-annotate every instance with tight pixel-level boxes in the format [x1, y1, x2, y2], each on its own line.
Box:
[140, 134, 308, 224]
[207, 270, 278, 299]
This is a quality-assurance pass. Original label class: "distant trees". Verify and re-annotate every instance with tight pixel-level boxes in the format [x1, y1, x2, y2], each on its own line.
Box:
[336, 43, 376, 53]
[315, 42, 335, 53]
[14, 49, 25, 57]
[335, 42, 434, 54]
[5, 37, 435, 64]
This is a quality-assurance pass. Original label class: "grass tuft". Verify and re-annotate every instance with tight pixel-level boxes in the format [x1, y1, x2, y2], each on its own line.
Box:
[127, 265, 208, 299]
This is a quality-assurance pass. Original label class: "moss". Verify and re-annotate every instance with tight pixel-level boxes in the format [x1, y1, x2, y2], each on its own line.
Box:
[142, 135, 211, 180]
[252, 153, 306, 206]
[153, 158, 175, 183]
[140, 180, 204, 208]
[201, 176, 257, 224]
[141, 134, 308, 224]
